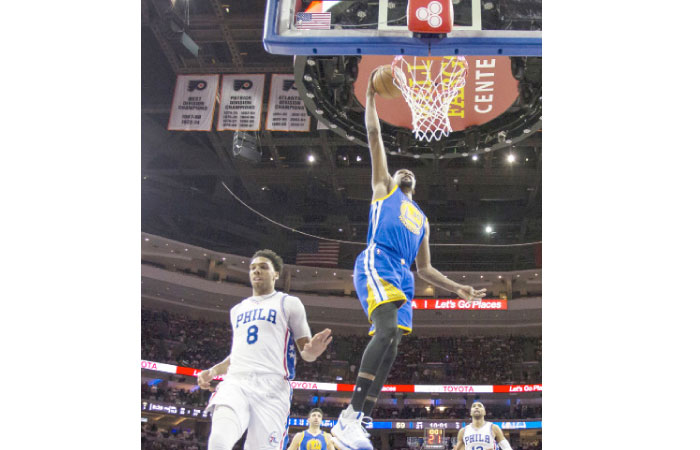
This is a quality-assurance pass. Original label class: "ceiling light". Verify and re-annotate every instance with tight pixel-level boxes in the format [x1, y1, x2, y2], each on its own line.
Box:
[498, 275, 502, 279]
[523, 128, 531, 133]
[480, 275, 483, 279]
[308, 154, 316, 163]
[472, 155, 478, 161]
[333, 272, 336, 276]
[485, 225, 493, 233]
[184, 249, 188, 252]
[507, 154, 515, 163]
[356, 155, 362, 162]
[221, 257, 226, 261]
[203, 253, 207, 256]
[338, 228, 343, 232]
[144, 238, 149, 242]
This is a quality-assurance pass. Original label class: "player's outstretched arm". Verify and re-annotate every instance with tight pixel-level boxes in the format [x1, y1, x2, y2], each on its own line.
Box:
[365, 71, 392, 198]
[296, 328, 333, 362]
[197, 356, 231, 391]
[414, 222, 487, 301]
[287, 432, 304, 450]
[453, 428, 465, 450]
[492, 424, 513, 450]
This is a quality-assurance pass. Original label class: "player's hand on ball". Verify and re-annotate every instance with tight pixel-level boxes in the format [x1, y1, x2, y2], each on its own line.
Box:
[304, 328, 333, 360]
[197, 369, 215, 391]
[457, 286, 487, 302]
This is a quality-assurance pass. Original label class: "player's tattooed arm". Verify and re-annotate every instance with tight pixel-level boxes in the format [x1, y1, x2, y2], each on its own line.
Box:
[366, 70, 392, 199]
[415, 222, 487, 301]
[295, 328, 333, 362]
[453, 428, 465, 450]
[197, 356, 231, 391]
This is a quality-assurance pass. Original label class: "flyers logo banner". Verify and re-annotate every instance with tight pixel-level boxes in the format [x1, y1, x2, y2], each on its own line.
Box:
[218, 74, 265, 131]
[187, 80, 208, 91]
[168, 74, 219, 131]
[266, 74, 310, 132]
[234, 79, 253, 90]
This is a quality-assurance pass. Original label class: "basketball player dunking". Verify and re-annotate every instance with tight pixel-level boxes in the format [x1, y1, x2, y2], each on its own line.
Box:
[454, 402, 513, 450]
[331, 72, 488, 450]
[197, 249, 333, 450]
[287, 408, 336, 450]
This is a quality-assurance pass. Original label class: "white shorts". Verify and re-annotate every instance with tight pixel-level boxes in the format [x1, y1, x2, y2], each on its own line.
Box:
[205, 373, 292, 450]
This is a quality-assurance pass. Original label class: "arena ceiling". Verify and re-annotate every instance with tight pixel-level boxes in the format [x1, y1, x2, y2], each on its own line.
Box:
[141, 0, 542, 272]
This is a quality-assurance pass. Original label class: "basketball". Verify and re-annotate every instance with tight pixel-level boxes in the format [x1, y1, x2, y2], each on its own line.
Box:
[372, 65, 402, 99]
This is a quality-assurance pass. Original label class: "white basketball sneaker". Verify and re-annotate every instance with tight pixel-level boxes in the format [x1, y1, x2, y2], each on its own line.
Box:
[331, 405, 373, 450]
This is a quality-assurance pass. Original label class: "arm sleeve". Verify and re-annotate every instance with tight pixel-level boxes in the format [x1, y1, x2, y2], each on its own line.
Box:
[497, 440, 512, 450]
[285, 296, 312, 340]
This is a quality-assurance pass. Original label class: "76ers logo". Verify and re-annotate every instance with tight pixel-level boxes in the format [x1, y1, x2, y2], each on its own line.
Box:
[268, 431, 280, 446]
[399, 201, 424, 235]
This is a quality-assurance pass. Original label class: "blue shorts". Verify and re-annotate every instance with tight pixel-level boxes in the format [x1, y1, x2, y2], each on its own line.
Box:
[353, 245, 414, 335]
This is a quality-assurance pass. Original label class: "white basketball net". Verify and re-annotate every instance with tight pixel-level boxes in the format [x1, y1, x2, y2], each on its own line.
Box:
[391, 56, 468, 142]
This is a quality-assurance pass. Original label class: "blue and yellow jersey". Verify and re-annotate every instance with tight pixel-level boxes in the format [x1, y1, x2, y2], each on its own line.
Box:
[299, 430, 327, 450]
[367, 185, 427, 264]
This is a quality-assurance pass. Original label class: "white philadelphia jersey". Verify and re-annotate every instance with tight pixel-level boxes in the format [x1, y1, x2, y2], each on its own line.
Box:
[462, 422, 496, 450]
[226, 291, 311, 380]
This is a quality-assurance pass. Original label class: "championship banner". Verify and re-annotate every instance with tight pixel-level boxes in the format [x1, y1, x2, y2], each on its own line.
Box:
[217, 74, 265, 131]
[265, 74, 311, 131]
[168, 74, 219, 131]
[141, 360, 540, 393]
[411, 298, 508, 310]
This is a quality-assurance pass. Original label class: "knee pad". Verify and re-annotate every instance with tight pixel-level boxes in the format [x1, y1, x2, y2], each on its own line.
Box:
[208, 406, 243, 450]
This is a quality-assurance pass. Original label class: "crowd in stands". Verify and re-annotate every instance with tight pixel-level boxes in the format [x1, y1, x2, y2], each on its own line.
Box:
[288, 403, 541, 421]
[142, 423, 204, 450]
[142, 308, 541, 385]
[142, 381, 541, 420]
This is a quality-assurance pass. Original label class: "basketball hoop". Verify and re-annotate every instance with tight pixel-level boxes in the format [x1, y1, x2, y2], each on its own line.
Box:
[391, 56, 468, 142]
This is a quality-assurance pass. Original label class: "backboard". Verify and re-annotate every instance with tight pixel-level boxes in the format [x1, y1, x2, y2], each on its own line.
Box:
[264, 0, 541, 56]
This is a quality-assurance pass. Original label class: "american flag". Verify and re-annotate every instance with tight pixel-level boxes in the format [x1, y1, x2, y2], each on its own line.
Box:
[296, 240, 340, 267]
[295, 12, 332, 30]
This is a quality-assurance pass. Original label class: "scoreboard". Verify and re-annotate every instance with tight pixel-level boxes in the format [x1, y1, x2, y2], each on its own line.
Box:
[424, 428, 446, 450]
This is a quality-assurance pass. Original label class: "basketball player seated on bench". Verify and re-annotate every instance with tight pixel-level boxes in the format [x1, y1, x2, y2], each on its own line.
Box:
[330, 70, 487, 450]
[454, 402, 514, 450]
[197, 249, 333, 450]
